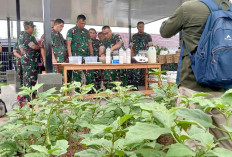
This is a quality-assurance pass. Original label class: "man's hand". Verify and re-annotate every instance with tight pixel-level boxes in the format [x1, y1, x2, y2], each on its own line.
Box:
[19, 48, 25, 55]
[110, 47, 114, 53]
[88, 42, 94, 56]
[66, 40, 72, 57]
[13, 51, 21, 59]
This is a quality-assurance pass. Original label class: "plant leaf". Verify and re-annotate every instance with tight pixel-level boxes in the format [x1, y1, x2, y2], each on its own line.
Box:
[188, 126, 214, 148]
[89, 124, 107, 135]
[153, 111, 176, 128]
[30, 145, 48, 154]
[223, 125, 232, 133]
[220, 89, 232, 104]
[119, 114, 134, 126]
[177, 108, 214, 128]
[135, 149, 165, 157]
[125, 122, 170, 145]
[115, 149, 126, 156]
[32, 83, 44, 91]
[0, 141, 17, 152]
[166, 143, 196, 157]
[81, 138, 111, 151]
[210, 147, 232, 157]
[24, 125, 41, 132]
[24, 153, 47, 157]
[75, 149, 104, 157]
[134, 102, 163, 112]
[51, 140, 69, 156]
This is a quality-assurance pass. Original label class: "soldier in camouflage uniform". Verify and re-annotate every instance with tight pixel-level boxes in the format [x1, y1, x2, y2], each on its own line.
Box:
[89, 28, 101, 89]
[41, 19, 66, 73]
[18, 21, 40, 88]
[130, 21, 153, 87]
[13, 31, 24, 86]
[41, 19, 66, 66]
[66, 14, 94, 85]
[98, 32, 105, 42]
[99, 26, 128, 88]
[89, 28, 100, 56]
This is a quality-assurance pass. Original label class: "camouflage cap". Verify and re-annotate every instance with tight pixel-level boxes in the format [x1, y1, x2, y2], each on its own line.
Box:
[23, 21, 36, 27]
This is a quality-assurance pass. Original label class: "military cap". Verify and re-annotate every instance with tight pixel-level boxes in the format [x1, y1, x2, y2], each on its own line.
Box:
[24, 21, 36, 27]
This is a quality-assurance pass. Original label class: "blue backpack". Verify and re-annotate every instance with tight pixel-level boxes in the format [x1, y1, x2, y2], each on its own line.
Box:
[177, 0, 232, 89]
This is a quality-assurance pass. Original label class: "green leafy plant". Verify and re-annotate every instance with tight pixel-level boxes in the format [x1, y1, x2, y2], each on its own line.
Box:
[1, 80, 232, 157]
[150, 69, 178, 109]
[155, 45, 168, 55]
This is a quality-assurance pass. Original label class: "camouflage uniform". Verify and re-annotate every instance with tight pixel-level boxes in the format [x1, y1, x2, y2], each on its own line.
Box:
[131, 33, 152, 55]
[41, 30, 66, 63]
[92, 38, 101, 56]
[100, 34, 128, 88]
[66, 25, 95, 85]
[91, 38, 101, 88]
[41, 29, 66, 73]
[18, 30, 40, 88]
[13, 33, 24, 86]
[129, 32, 153, 87]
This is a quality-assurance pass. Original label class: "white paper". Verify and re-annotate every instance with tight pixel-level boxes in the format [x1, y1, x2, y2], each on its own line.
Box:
[28, 42, 34, 48]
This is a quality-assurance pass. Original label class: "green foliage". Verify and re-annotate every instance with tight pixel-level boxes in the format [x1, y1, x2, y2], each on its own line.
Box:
[155, 45, 168, 55]
[150, 69, 178, 109]
[32, 27, 39, 39]
[165, 143, 196, 157]
[1, 77, 232, 156]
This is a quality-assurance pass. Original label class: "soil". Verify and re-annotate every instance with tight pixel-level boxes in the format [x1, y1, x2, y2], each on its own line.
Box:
[157, 134, 175, 146]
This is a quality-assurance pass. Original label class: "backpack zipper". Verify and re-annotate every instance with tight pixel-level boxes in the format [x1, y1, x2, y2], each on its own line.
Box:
[212, 46, 232, 63]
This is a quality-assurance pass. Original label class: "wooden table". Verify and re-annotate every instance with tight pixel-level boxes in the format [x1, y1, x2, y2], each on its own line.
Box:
[53, 63, 162, 95]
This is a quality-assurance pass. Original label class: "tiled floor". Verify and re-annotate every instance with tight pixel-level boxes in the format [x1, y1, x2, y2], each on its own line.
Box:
[0, 116, 9, 126]
[0, 84, 17, 126]
[0, 84, 17, 112]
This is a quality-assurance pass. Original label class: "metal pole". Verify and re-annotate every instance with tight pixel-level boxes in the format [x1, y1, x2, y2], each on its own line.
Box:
[7, 17, 11, 54]
[7, 17, 12, 70]
[128, 0, 132, 46]
[10, 21, 13, 38]
[42, 0, 53, 73]
[16, 0, 21, 39]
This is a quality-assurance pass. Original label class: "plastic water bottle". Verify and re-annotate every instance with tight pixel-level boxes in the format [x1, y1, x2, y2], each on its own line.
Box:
[106, 47, 111, 57]
[126, 47, 131, 64]
[123, 49, 127, 63]
[106, 47, 111, 64]
[147, 46, 156, 63]
[119, 47, 124, 64]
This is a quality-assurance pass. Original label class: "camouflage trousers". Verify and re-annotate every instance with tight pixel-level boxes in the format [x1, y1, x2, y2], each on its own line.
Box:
[101, 70, 128, 89]
[72, 70, 97, 87]
[22, 62, 38, 88]
[16, 59, 23, 86]
[71, 69, 128, 90]
[127, 69, 145, 87]
[54, 53, 65, 63]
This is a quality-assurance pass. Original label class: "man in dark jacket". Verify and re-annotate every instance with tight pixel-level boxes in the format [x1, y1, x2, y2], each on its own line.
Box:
[160, 0, 232, 150]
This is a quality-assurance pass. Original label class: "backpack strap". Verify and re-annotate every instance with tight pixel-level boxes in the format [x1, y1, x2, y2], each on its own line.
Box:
[176, 41, 184, 85]
[176, 40, 193, 85]
[200, 0, 219, 12]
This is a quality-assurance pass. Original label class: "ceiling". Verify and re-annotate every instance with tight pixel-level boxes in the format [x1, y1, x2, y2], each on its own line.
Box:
[0, 0, 189, 27]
